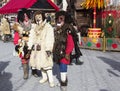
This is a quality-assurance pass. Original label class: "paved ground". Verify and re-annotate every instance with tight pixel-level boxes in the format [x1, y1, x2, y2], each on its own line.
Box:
[0, 41, 120, 91]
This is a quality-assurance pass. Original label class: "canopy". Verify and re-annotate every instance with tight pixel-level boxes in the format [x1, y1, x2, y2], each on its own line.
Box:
[30, 0, 59, 11]
[0, 0, 59, 14]
[0, 0, 37, 14]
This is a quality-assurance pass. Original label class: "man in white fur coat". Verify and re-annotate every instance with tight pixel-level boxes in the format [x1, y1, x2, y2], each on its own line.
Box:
[28, 11, 55, 87]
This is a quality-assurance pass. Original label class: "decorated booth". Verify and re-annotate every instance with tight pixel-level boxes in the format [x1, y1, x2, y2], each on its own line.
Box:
[79, 0, 120, 52]
[79, 10, 120, 52]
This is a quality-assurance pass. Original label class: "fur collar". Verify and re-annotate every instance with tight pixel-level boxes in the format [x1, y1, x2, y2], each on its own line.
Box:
[35, 19, 47, 36]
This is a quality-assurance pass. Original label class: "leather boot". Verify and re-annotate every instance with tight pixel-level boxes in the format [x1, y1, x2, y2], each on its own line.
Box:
[32, 69, 38, 77]
[76, 57, 84, 65]
[23, 64, 29, 79]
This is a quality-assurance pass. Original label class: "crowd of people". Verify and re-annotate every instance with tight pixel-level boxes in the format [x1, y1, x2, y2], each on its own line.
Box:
[1, 8, 83, 91]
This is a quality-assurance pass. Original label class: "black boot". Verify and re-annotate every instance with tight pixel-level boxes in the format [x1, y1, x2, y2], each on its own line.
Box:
[32, 69, 38, 77]
[69, 54, 75, 65]
[75, 58, 84, 65]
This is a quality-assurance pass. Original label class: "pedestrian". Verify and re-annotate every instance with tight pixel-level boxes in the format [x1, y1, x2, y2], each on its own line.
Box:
[53, 11, 75, 91]
[70, 21, 83, 65]
[12, 8, 34, 79]
[27, 11, 55, 87]
[0, 17, 11, 42]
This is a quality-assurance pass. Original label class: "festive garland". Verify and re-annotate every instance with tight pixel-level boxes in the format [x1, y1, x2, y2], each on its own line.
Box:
[104, 13, 116, 38]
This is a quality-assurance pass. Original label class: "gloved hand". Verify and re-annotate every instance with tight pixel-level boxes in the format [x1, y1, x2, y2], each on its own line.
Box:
[15, 45, 20, 53]
[46, 51, 52, 57]
[23, 44, 31, 59]
[36, 44, 41, 51]
[31, 45, 35, 50]
[65, 54, 70, 61]
[24, 50, 31, 59]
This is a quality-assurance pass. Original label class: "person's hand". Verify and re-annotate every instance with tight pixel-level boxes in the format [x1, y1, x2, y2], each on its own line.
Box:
[24, 50, 31, 59]
[15, 45, 20, 53]
[65, 54, 70, 61]
[46, 51, 51, 57]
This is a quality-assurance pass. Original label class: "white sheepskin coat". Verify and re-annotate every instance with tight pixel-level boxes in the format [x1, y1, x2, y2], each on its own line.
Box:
[0, 18, 10, 35]
[28, 22, 54, 70]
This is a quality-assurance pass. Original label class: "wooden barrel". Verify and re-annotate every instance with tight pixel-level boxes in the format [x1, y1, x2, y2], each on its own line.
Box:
[88, 28, 101, 38]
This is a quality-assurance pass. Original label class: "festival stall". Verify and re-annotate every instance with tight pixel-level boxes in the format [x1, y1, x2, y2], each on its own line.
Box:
[79, 10, 120, 52]
[79, 0, 120, 52]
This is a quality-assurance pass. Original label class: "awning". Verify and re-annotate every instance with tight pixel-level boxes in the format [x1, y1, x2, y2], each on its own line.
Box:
[0, 0, 37, 14]
[30, 0, 59, 11]
[0, 0, 59, 14]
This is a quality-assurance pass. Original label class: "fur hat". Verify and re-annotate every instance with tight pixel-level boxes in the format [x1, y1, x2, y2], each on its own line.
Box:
[55, 11, 73, 24]
[12, 22, 23, 34]
[17, 8, 31, 23]
[33, 11, 46, 24]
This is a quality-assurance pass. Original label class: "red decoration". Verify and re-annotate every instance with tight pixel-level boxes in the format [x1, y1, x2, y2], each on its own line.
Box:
[101, 10, 117, 18]
[112, 43, 118, 49]
[107, 27, 112, 32]
[96, 43, 101, 48]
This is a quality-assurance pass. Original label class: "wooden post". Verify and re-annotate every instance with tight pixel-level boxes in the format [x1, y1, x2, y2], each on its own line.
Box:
[103, 35, 106, 52]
